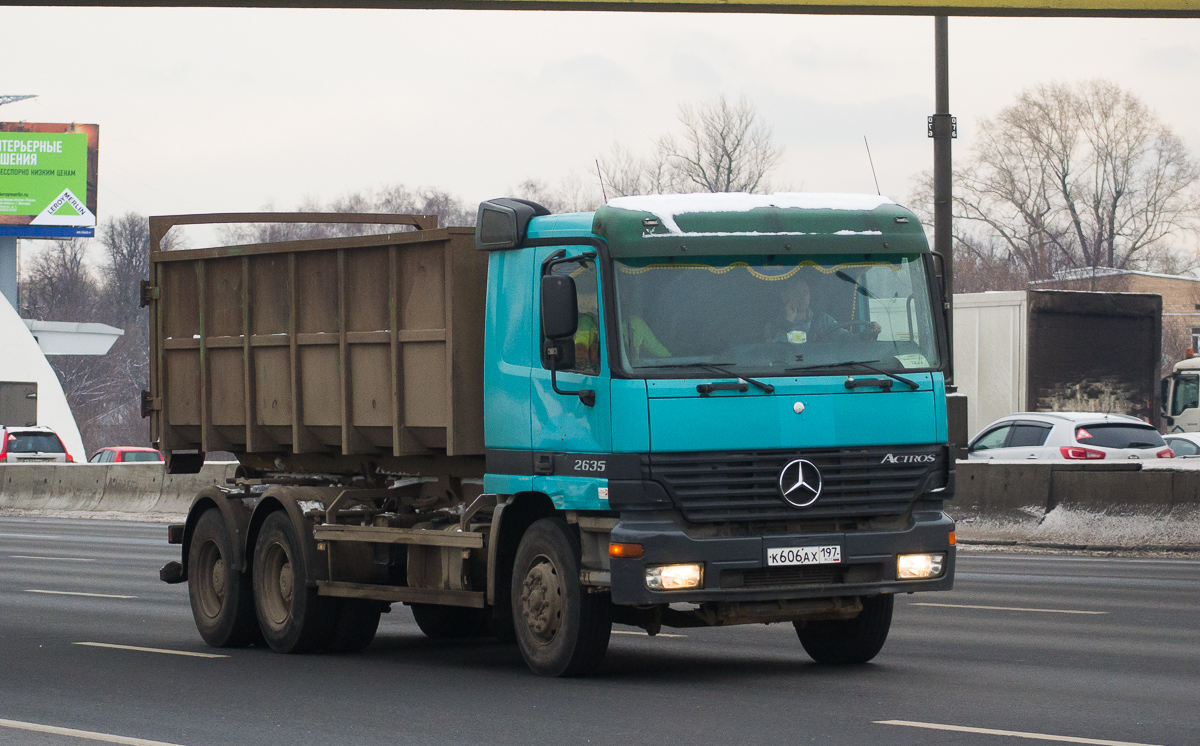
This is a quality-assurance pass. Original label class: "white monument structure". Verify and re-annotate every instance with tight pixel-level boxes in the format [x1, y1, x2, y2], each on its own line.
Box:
[0, 289, 87, 461]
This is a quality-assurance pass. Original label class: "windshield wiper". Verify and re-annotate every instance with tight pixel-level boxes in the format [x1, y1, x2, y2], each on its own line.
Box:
[634, 362, 775, 394]
[785, 359, 919, 390]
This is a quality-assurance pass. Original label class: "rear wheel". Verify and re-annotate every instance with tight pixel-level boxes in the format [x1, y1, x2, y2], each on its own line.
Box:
[511, 518, 611, 677]
[795, 595, 893, 664]
[188, 508, 258, 647]
[252, 511, 334, 653]
[410, 604, 492, 639]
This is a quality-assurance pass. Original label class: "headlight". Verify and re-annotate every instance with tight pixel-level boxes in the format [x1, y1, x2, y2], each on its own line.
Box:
[897, 553, 946, 580]
[645, 563, 703, 591]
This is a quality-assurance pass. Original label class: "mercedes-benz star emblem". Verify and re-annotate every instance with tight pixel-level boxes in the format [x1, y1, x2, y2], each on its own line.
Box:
[778, 459, 823, 508]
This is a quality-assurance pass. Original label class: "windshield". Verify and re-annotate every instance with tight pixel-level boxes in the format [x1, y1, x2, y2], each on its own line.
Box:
[613, 254, 941, 376]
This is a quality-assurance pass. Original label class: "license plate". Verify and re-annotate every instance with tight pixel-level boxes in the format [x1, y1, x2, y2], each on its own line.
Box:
[767, 545, 841, 566]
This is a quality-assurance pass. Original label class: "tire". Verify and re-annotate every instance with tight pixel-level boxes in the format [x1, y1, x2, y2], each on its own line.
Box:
[252, 510, 335, 653]
[327, 599, 382, 653]
[187, 508, 259, 647]
[410, 604, 492, 640]
[511, 518, 611, 677]
[795, 594, 894, 664]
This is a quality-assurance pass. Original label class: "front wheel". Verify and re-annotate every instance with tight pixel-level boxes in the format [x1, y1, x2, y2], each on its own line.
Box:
[511, 518, 611, 677]
[795, 594, 893, 664]
[252, 511, 334, 653]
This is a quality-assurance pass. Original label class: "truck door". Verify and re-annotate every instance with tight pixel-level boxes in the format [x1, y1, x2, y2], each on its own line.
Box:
[530, 247, 611, 455]
[1167, 374, 1200, 432]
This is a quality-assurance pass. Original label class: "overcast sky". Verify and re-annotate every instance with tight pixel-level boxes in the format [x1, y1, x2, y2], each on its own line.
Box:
[3, 8, 1200, 248]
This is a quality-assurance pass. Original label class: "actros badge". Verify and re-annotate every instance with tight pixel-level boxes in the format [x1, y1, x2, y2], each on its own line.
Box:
[778, 459, 823, 508]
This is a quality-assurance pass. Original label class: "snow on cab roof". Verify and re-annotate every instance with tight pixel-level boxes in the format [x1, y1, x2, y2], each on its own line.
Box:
[606, 193, 896, 235]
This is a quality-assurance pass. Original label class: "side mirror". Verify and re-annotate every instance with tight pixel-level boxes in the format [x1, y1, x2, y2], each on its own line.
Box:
[541, 274, 579, 341]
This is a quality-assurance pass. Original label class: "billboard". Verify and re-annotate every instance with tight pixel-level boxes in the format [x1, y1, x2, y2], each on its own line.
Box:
[0, 122, 99, 239]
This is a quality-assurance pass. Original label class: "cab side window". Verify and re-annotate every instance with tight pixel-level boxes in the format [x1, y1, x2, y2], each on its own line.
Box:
[547, 261, 601, 376]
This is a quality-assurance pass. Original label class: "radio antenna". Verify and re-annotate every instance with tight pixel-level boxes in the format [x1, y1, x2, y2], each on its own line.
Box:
[864, 136, 881, 196]
[595, 159, 609, 203]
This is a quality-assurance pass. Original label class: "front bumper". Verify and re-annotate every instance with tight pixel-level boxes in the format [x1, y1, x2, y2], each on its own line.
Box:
[609, 508, 955, 605]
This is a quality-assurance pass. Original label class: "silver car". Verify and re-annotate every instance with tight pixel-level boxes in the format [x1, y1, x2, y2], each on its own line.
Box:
[0, 426, 73, 463]
[1163, 432, 1200, 457]
[967, 412, 1173, 461]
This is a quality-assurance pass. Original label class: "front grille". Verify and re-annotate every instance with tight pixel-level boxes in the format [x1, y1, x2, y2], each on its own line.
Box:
[738, 565, 841, 587]
[648, 445, 942, 523]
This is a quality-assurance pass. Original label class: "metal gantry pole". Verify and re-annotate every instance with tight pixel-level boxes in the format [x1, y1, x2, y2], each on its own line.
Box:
[930, 14, 955, 385]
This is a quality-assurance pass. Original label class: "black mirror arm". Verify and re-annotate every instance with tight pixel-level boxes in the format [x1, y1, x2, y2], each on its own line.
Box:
[546, 348, 596, 407]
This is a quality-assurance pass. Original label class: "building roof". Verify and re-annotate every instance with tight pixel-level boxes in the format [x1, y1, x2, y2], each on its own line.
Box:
[1031, 267, 1200, 285]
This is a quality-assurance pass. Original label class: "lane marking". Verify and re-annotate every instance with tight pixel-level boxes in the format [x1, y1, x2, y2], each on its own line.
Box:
[0, 717, 187, 746]
[909, 602, 1106, 615]
[74, 642, 228, 659]
[24, 590, 136, 599]
[611, 630, 686, 638]
[0, 533, 64, 539]
[9, 555, 95, 561]
[876, 720, 1163, 746]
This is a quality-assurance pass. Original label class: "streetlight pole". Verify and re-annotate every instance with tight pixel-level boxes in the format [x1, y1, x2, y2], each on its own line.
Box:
[929, 17, 954, 384]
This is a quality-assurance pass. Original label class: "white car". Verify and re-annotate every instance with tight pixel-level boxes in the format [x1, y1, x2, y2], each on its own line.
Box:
[1163, 432, 1200, 457]
[0, 425, 74, 463]
[967, 412, 1173, 461]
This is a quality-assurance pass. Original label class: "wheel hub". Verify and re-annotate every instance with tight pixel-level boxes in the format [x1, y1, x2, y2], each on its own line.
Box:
[261, 542, 294, 626]
[211, 558, 226, 599]
[278, 561, 294, 605]
[195, 540, 225, 619]
[520, 557, 562, 644]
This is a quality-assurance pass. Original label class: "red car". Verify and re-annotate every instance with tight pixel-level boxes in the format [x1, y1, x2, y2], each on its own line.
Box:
[88, 447, 164, 464]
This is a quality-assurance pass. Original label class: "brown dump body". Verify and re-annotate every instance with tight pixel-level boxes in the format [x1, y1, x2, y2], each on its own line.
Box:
[146, 214, 486, 474]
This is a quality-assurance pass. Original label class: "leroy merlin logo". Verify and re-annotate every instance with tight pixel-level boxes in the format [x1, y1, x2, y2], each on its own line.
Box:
[30, 188, 95, 227]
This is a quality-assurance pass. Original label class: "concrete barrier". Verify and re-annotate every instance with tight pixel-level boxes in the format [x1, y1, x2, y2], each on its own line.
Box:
[0, 462, 233, 517]
[2, 459, 1198, 548]
[99, 464, 165, 513]
[953, 459, 1200, 548]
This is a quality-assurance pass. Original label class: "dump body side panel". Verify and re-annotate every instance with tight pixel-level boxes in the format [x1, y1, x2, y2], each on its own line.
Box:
[148, 217, 486, 470]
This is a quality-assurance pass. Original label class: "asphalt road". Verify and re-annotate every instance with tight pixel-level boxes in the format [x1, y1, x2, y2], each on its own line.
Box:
[1, 516, 1197, 746]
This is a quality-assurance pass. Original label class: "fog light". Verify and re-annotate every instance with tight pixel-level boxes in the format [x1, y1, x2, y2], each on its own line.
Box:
[645, 563, 703, 591]
[897, 553, 945, 580]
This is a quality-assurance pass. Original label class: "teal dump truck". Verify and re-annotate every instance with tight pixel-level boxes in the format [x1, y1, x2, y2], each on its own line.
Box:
[152, 193, 956, 677]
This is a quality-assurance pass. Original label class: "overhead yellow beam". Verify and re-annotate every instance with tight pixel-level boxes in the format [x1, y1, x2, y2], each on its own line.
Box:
[4, 0, 1200, 15]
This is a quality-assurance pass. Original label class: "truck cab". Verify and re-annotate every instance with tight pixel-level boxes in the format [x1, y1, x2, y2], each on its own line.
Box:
[479, 193, 955, 653]
[1162, 354, 1200, 432]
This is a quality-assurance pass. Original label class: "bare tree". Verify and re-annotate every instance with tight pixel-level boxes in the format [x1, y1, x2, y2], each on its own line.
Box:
[601, 94, 783, 197]
[217, 185, 476, 246]
[952, 80, 1199, 281]
[19, 239, 98, 322]
[512, 172, 604, 213]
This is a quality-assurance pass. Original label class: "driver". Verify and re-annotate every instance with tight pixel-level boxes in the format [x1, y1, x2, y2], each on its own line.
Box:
[770, 279, 879, 343]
